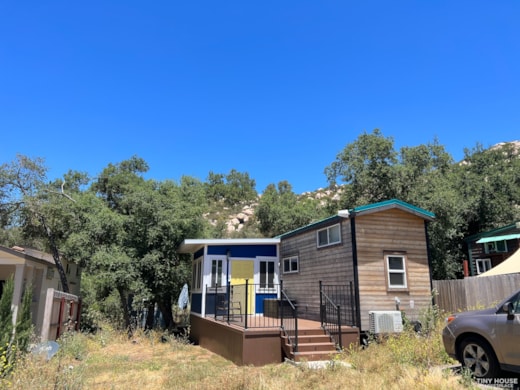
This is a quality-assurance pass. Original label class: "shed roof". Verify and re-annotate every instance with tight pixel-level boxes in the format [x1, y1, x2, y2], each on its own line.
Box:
[0, 245, 56, 266]
[465, 221, 520, 243]
[476, 233, 520, 244]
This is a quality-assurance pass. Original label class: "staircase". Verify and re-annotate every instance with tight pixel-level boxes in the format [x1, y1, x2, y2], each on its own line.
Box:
[281, 325, 338, 362]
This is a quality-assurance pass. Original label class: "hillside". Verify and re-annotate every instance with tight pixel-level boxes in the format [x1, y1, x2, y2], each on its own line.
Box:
[216, 140, 520, 237]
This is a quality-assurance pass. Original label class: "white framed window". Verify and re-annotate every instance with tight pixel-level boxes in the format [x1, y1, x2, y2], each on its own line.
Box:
[192, 258, 202, 291]
[476, 258, 492, 274]
[386, 254, 407, 289]
[283, 256, 299, 274]
[317, 224, 341, 248]
[211, 259, 223, 288]
[259, 260, 275, 290]
[484, 240, 507, 254]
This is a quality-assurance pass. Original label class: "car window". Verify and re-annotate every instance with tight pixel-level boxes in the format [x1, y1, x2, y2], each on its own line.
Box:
[511, 292, 520, 314]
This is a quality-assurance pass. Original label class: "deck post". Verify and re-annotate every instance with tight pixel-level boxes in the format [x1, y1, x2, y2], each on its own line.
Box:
[244, 279, 249, 329]
[337, 303, 342, 350]
[319, 280, 324, 326]
[227, 281, 231, 324]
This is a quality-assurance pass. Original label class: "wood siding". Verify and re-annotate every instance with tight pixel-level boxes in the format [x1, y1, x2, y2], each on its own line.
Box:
[355, 208, 432, 330]
[280, 219, 354, 320]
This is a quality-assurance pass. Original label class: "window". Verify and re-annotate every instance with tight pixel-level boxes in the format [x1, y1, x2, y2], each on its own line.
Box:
[192, 259, 202, 291]
[260, 261, 275, 289]
[476, 258, 492, 274]
[317, 224, 341, 248]
[283, 256, 299, 274]
[484, 240, 507, 254]
[386, 255, 407, 289]
[211, 259, 223, 287]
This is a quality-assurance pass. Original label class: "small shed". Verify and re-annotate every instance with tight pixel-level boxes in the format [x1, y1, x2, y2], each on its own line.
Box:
[0, 245, 81, 338]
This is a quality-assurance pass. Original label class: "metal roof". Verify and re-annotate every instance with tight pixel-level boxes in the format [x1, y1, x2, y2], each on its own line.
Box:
[476, 233, 520, 244]
[352, 199, 435, 220]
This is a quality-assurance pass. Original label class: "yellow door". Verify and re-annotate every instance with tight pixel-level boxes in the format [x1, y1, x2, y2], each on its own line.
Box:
[230, 260, 255, 315]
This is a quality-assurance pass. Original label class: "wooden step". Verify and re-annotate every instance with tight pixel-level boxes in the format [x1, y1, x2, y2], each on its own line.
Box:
[296, 342, 336, 353]
[281, 326, 339, 362]
[292, 350, 337, 362]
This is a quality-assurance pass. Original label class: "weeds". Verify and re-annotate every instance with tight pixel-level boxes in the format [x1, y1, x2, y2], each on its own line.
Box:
[1, 317, 472, 390]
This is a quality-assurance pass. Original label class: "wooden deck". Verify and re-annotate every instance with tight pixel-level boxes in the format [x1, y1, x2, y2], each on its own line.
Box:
[190, 314, 359, 366]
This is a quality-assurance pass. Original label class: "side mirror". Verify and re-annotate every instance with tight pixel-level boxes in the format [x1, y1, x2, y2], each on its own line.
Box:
[502, 302, 515, 319]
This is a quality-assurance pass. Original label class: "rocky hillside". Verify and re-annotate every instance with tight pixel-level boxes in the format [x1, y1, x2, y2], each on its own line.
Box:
[215, 140, 520, 236]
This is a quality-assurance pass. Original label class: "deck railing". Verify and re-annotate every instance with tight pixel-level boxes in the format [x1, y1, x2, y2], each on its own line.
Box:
[209, 281, 282, 329]
[280, 286, 298, 353]
[319, 281, 357, 350]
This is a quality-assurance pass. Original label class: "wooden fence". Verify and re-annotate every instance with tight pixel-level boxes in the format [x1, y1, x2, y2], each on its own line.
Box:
[433, 274, 520, 313]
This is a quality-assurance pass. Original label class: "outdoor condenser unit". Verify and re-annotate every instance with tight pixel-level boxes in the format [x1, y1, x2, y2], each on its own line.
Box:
[368, 311, 403, 334]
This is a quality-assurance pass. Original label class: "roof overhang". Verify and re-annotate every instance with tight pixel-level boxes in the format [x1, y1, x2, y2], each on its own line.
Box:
[177, 238, 280, 254]
[476, 233, 520, 244]
[351, 199, 435, 221]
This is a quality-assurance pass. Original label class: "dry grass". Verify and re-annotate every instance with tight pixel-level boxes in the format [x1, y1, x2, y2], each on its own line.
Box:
[1, 323, 475, 390]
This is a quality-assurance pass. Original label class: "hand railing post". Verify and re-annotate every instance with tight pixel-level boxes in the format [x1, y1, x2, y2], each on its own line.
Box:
[294, 304, 298, 353]
[245, 279, 249, 329]
[214, 284, 218, 320]
[337, 304, 342, 350]
[319, 280, 324, 326]
[350, 281, 355, 327]
[227, 281, 231, 323]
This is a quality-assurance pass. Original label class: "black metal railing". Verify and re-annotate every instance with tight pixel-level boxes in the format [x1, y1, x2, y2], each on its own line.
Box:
[280, 285, 298, 353]
[208, 281, 282, 329]
[320, 281, 357, 350]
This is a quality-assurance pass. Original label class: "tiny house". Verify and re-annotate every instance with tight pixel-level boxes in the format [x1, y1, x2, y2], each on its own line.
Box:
[278, 199, 436, 334]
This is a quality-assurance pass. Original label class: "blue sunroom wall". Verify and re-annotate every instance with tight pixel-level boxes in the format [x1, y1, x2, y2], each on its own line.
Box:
[207, 245, 277, 258]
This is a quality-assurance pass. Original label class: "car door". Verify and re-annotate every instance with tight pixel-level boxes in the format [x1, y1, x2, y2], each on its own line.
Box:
[495, 291, 520, 366]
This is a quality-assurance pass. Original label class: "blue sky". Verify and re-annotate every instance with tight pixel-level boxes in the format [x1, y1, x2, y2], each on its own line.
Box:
[1, 1, 519, 194]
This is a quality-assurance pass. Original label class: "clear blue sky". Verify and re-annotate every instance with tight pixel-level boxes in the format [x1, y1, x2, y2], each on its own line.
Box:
[1, 1, 519, 194]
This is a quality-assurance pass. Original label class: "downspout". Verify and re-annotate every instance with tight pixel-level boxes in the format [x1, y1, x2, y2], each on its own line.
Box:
[350, 216, 362, 330]
[424, 221, 435, 305]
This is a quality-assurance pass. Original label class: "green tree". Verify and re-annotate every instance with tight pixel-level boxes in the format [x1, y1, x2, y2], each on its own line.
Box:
[0, 155, 74, 292]
[69, 157, 206, 332]
[15, 284, 32, 353]
[205, 169, 257, 206]
[455, 143, 520, 236]
[0, 278, 14, 348]
[256, 181, 325, 237]
[0, 277, 32, 377]
[325, 129, 399, 206]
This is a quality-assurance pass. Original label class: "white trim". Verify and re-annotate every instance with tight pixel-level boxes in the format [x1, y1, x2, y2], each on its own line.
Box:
[282, 255, 299, 274]
[476, 258, 492, 274]
[386, 254, 407, 289]
[317, 224, 341, 248]
[178, 238, 280, 253]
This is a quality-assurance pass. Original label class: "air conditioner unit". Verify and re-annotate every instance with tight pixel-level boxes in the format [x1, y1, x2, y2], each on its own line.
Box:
[369, 311, 403, 334]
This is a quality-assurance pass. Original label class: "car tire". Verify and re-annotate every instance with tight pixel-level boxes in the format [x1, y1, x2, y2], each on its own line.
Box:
[459, 336, 500, 379]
